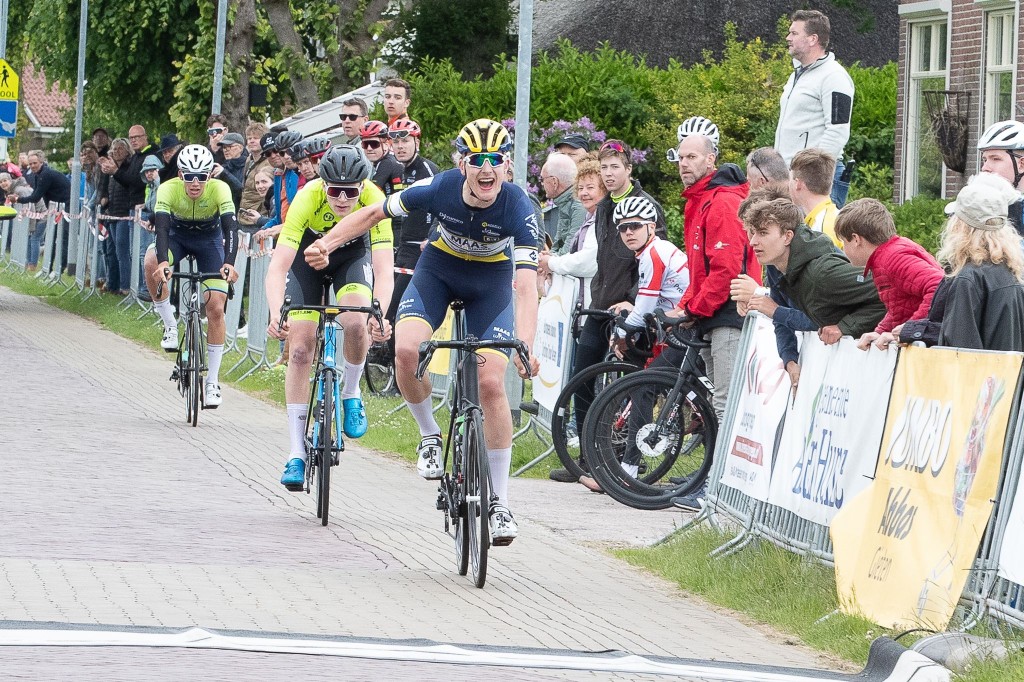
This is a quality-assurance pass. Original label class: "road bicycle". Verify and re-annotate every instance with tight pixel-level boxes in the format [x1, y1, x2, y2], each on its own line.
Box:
[279, 288, 384, 527]
[416, 299, 531, 588]
[582, 313, 717, 510]
[160, 258, 233, 427]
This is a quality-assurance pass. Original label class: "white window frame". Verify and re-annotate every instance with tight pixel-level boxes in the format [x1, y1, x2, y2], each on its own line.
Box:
[904, 20, 949, 200]
[983, 8, 1017, 128]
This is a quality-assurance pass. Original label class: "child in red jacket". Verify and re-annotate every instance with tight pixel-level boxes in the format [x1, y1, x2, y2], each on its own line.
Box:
[835, 198, 944, 350]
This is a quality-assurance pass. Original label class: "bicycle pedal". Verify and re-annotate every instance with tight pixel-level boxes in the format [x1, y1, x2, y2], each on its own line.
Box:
[435, 493, 446, 511]
[169, 368, 179, 381]
[283, 483, 304, 493]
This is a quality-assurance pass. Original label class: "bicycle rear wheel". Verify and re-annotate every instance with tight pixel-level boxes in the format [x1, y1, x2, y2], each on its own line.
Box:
[552, 361, 641, 480]
[464, 407, 489, 588]
[585, 370, 717, 510]
[318, 370, 335, 527]
[363, 343, 396, 395]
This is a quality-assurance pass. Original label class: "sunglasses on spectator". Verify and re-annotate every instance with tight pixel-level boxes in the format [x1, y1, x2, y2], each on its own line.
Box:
[617, 221, 649, 234]
[361, 140, 382, 150]
[601, 140, 626, 154]
[325, 184, 361, 200]
[207, 128, 225, 136]
[466, 152, 506, 168]
[749, 160, 769, 183]
[181, 172, 210, 183]
[340, 114, 363, 122]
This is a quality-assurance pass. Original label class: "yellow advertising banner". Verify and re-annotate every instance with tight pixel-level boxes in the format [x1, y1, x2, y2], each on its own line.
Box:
[830, 345, 1022, 630]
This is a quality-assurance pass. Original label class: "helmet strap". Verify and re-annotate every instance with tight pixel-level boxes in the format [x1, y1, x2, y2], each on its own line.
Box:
[1010, 151, 1024, 189]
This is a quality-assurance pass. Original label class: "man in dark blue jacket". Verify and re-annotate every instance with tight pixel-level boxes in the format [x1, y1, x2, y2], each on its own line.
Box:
[11, 150, 72, 272]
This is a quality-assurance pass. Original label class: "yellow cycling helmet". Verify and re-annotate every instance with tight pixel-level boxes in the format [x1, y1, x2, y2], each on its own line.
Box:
[455, 118, 513, 154]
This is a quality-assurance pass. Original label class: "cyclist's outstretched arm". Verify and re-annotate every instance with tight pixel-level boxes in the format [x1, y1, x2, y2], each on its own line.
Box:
[220, 212, 239, 269]
[370, 244, 394, 317]
[153, 212, 173, 272]
[514, 267, 540, 378]
[266, 244, 298, 332]
[308, 203, 387, 261]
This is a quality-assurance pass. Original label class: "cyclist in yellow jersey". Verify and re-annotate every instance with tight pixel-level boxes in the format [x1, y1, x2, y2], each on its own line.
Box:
[144, 145, 240, 408]
[266, 145, 394, 490]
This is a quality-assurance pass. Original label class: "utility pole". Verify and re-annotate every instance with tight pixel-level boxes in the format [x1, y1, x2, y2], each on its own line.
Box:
[512, 0, 533, 191]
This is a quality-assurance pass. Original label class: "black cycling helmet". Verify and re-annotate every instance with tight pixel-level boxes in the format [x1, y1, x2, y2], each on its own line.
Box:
[286, 142, 308, 162]
[274, 130, 304, 153]
[318, 144, 372, 184]
[303, 136, 332, 160]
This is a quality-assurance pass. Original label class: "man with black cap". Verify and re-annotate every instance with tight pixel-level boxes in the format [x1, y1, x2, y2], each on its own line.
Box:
[157, 134, 185, 183]
[555, 134, 590, 163]
[91, 127, 111, 157]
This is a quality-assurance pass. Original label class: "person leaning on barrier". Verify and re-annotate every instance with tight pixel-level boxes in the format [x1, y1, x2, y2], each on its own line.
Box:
[741, 198, 885, 350]
[745, 147, 790, 190]
[879, 173, 1024, 352]
[832, 199, 944, 351]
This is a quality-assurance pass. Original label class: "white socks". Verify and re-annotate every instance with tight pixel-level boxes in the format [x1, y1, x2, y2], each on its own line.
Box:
[488, 446, 512, 507]
[207, 344, 223, 384]
[341, 360, 364, 400]
[287, 404, 308, 460]
[408, 396, 441, 437]
[621, 462, 639, 478]
[154, 298, 176, 328]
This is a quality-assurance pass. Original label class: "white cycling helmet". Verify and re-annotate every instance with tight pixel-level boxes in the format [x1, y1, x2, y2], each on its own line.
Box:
[677, 115, 720, 147]
[977, 120, 1024, 150]
[613, 196, 658, 223]
[177, 144, 215, 174]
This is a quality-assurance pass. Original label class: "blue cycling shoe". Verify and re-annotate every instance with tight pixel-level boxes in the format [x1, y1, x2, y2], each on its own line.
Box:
[280, 458, 305, 491]
[343, 397, 368, 438]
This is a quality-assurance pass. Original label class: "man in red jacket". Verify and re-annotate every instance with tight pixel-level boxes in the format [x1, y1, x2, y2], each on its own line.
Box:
[835, 199, 944, 350]
[666, 131, 760, 511]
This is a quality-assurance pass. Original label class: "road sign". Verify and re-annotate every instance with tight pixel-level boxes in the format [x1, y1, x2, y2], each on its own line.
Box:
[0, 100, 16, 138]
[0, 59, 18, 101]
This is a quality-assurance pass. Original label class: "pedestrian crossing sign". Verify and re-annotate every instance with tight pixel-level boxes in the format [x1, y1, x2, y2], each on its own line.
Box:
[0, 59, 18, 101]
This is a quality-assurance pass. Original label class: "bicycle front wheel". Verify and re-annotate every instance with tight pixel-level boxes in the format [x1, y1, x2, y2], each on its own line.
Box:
[464, 407, 490, 588]
[552, 361, 643, 481]
[187, 313, 202, 427]
[585, 370, 717, 510]
[363, 343, 395, 395]
[318, 370, 335, 527]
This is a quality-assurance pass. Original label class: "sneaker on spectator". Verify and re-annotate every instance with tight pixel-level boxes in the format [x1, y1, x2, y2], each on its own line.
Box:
[417, 434, 443, 479]
[236, 324, 248, 339]
[549, 467, 578, 483]
[281, 458, 305, 491]
[204, 382, 222, 408]
[565, 421, 580, 448]
[489, 504, 518, 545]
[671, 482, 708, 512]
[161, 326, 178, 352]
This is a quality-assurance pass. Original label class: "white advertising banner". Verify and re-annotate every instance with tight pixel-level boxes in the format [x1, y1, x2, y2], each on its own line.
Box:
[719, 315, 791, 501]
[998, 468, 1024, 584]
[533, 273, 578, 413]
[767, 335, 897, 526]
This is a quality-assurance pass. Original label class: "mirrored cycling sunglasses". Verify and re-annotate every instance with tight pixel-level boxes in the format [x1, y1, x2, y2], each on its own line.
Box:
[666, 148, 680, 163]
[360, 139, 382, 150]
[601, 140, 626, 154]
[616, 221, 649, 234]
[206, 128, 225, 136]
[181, 172, 210, 183]
[388, 130, 414, 139]
[325, 184, 361, 200]
[466, 152, 506, 168]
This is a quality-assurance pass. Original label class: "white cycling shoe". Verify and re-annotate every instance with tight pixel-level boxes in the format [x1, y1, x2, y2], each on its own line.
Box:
[417, 435, 443, 480]
[204, 383, 222, 408]
[489, 504, 518, 546]
[161, 326, 178, 352]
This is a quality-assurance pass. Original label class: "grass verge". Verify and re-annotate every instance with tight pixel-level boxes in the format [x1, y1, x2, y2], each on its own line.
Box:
[617, 526, 1024, 679]
[0, 270, 555, 476]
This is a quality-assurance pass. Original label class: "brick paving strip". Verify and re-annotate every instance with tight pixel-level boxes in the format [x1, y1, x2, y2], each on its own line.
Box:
[0, 287, 833, 679]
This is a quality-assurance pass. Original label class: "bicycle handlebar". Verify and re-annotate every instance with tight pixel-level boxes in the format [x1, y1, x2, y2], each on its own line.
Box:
[156, 267, 235, 300]
[415, 338, 531, 381]
[647, 310, 712, 351]
[278, 295, 386, 334]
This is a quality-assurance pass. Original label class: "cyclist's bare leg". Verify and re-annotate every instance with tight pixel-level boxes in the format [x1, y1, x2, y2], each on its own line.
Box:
[284, 320, 318, 403]
[478, 353, 513, 505]
[143, 248, 165, 301]
[394, 318, 434, 404]
[204, 290, 227, 345]
[337, 292, 370, 399]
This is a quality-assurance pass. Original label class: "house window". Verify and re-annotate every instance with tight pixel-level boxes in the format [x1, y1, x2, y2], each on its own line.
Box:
[984, 10, 1016, 127]
[905, 21, 948, 199]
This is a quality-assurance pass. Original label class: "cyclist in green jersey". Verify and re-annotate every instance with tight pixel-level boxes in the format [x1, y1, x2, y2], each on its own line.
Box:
[144, 145, 240, 408]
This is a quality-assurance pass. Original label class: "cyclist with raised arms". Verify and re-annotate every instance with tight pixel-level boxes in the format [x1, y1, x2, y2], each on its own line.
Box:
[266, 145, 395, 490]
[304, 119, 540, 544]
[145, 144, 240, 408]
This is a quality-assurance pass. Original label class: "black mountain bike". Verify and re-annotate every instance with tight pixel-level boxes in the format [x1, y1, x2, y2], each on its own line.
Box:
[416, 299, 531, 588]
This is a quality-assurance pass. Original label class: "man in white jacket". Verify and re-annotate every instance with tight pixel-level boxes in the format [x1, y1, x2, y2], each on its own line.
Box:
[775, 9, 855, 208]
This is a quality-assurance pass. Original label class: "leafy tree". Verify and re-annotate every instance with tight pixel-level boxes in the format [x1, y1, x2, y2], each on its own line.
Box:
[395, 0, 515, 78]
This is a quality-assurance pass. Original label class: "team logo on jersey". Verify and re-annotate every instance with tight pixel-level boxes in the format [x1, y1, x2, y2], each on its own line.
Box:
[714, 241, 729, 249]
[323, 212, 336, 223]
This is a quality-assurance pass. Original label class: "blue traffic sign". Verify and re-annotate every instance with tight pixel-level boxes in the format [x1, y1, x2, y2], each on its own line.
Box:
[0, 100, 16, 138]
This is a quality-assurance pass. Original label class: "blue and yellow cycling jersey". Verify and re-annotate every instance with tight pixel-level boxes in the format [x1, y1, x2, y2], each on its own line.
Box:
[383, 169, 539, 270]
[278, 178, 393, 253]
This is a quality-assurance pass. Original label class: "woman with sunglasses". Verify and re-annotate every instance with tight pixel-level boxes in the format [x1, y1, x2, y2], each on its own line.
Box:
[266, 145, 395, 490]
[302, 118, 541, 545]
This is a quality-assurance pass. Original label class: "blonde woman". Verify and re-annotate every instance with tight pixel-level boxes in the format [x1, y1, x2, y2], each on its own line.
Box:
[934, 173, 1024, 351]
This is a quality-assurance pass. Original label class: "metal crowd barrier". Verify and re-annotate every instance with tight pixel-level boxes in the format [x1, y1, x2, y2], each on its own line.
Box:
[228, 247, 275, 380]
